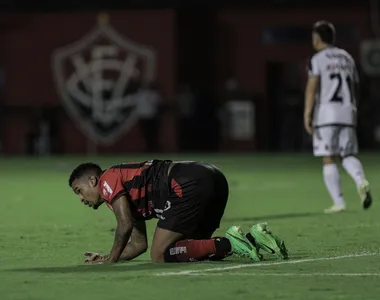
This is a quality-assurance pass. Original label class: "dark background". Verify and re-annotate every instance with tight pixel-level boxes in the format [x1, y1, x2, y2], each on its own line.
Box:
[0, 0, 379, 154]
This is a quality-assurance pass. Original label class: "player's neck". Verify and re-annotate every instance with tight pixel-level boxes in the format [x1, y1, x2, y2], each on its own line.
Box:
[316, 43, 333, 52]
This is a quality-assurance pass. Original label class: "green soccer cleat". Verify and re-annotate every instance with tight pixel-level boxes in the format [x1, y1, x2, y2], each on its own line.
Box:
[249, 222, 288, 260]
[225, 225, 263, 262]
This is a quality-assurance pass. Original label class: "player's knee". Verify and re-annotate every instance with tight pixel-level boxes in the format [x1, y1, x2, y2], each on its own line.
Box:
[322, 156, 335, 164]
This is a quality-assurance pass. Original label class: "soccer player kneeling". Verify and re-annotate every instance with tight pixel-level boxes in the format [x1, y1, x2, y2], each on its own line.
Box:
[68, 160, 288, 263]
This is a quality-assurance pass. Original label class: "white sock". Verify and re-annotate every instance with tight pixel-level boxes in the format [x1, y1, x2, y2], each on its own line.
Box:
[323, 164, 345, 206]
[342, 156, 366, 186]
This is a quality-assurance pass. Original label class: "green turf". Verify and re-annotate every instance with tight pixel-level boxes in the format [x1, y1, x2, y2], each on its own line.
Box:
[0, 153, 379, 300]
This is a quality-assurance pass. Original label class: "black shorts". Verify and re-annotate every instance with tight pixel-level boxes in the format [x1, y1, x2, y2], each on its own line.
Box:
[157, 162, 229, 239]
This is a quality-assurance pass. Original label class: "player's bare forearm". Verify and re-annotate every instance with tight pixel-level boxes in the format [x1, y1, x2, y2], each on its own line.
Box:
[120, 219, 148, 261]
[304, 93, 315, 117]
[108, 224, 133, 262]
[304, 77, 318, 117]
[119, 241, 147, 261]
[107, 195, 135, 263]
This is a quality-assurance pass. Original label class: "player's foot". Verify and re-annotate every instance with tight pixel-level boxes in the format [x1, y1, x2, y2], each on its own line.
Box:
[357, 180, 373, 210]
[248, 222, 288, 260]
[324, 204, 346, 214]
[225, 226, 263, 261]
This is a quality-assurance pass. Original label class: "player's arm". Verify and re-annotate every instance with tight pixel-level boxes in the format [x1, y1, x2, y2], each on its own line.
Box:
[107, 195, 135, 263]
[119, 219, 148, 261]
[304, 56, 320, 134]
[304, 76, 319, 119]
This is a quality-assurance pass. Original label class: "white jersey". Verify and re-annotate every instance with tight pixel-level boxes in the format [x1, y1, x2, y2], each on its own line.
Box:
[308, 47, 358, 127]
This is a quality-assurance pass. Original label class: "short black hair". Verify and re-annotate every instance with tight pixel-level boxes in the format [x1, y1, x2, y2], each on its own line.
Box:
[68, 162, 102, 187]
[312, 20, 335, 45]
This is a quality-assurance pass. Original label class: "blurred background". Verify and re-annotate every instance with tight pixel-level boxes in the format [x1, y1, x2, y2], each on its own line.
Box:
[0, 0, 380, 156]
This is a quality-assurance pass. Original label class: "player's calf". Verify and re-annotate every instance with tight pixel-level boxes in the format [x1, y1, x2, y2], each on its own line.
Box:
[161, 238, 232, 263]
[321, 156, 346, 211]
[341, 155, 373, 209]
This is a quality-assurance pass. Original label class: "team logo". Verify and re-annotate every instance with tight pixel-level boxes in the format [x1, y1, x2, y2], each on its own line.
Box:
[52, 14, 156, 144]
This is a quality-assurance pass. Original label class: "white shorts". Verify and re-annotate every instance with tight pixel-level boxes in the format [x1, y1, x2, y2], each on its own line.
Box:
[313, 126, 358, 157]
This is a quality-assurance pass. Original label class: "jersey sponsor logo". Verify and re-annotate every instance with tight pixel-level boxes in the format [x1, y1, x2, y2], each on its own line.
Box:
[52, 13, 156, 144]
[326, 64, 351, 72]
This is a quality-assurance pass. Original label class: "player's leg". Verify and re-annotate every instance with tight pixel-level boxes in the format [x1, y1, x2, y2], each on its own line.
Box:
[150, 226, 232, 263]
[339, 127, 372, 209]
[313, 127, 346, 213]
[151, 162, 259, 263]
[206, 170, 288, 260]
[150, 162, 231, 263]
[192, 164, 262, 261]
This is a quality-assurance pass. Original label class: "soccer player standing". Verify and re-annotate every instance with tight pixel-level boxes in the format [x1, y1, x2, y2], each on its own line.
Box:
[304, 21, 373, 213]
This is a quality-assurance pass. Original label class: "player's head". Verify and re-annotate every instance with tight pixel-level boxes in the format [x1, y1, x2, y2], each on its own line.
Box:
[69, 162, 103, 210]
[312, 20, 336, 50]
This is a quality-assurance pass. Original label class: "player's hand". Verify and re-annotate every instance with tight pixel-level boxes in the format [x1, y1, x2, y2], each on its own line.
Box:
[304, 113, 313, 135]
[84, 252, 109, 264]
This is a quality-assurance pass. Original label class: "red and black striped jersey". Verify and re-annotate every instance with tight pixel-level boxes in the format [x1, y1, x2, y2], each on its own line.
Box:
[98, 160, 172, 220]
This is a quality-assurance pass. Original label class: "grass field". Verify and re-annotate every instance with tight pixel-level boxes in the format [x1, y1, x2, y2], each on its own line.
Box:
[0, 153, 379, 300]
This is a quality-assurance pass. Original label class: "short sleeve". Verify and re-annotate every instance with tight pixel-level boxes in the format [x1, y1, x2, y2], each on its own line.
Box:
[98, 170, 126, 203]
[307, 55, 320, 77]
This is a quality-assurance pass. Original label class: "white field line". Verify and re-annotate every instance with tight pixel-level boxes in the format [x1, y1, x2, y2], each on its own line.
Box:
[177, 272, 380, 277]
[155, 252, 379, 277]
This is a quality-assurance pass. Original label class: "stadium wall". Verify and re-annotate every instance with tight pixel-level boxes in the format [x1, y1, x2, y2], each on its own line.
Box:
[0, 7, 373, 154]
